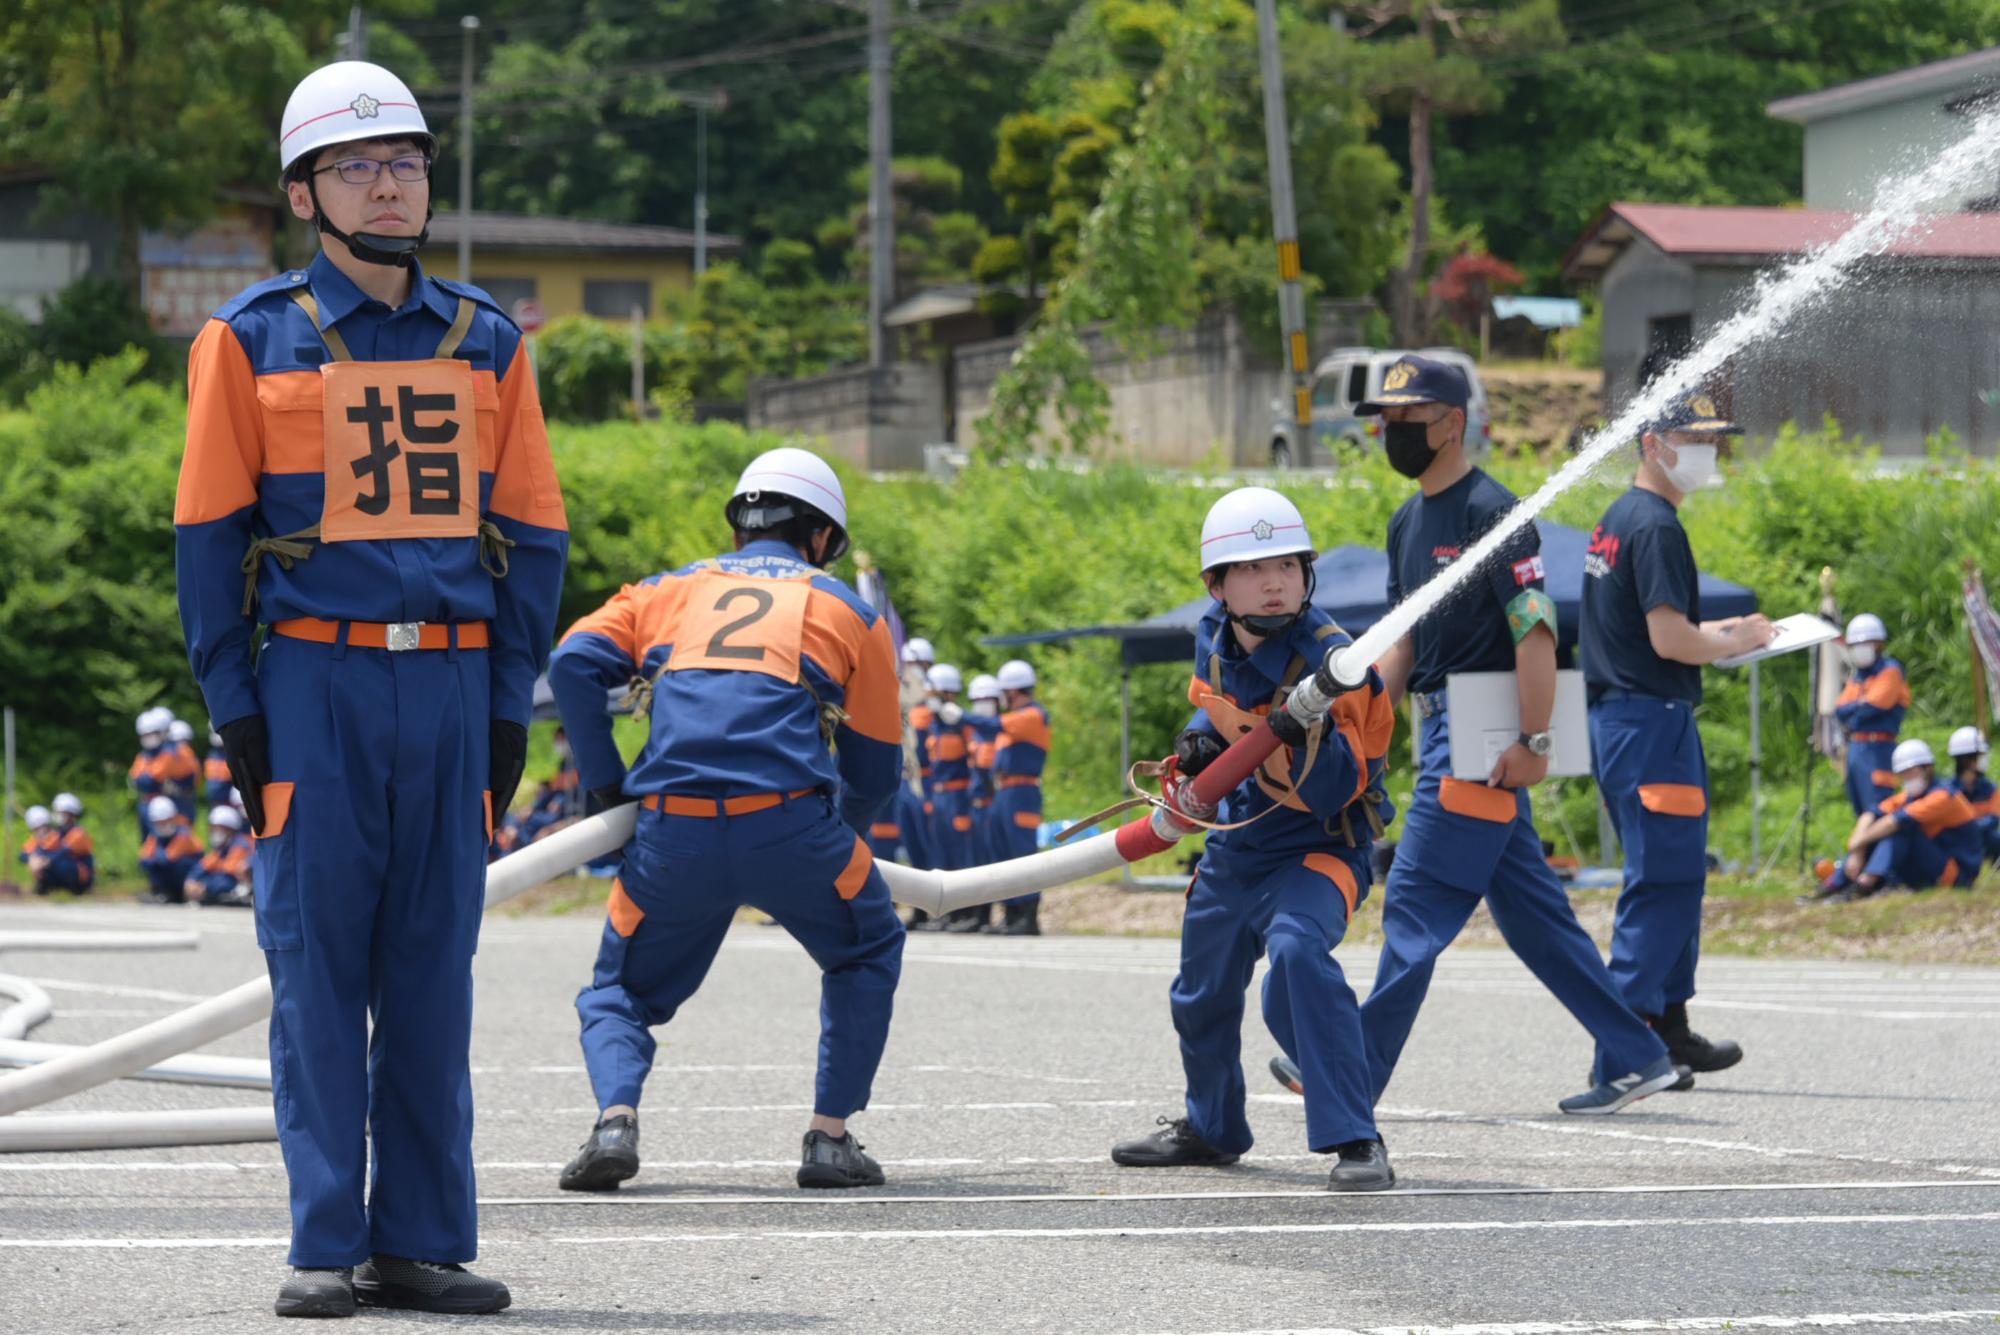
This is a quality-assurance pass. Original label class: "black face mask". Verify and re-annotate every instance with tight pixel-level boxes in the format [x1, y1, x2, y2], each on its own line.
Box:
[1383, 419, 1438, 479]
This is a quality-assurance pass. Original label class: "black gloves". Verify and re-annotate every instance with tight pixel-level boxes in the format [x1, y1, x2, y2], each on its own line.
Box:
[490, 721, 528, 823]
[218, 715, 273, 835]
[586, 784, 634, 816]
[1174, 729, 1226, 777]
[1268, 703, 1311, 749]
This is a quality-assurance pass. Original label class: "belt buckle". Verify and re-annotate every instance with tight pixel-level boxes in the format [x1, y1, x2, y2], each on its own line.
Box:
[385, 622, 424, 652]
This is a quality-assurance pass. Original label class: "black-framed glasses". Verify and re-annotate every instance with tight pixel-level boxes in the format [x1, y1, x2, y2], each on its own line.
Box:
[314, 155, 432, 186]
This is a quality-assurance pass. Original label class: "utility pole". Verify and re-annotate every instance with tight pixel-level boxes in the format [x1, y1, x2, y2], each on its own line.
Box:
[458, 14, 479, 284]
[695, 99, 710, 276]
[867, 0, 894, 367]
[1255, 0, 1312, 463]
[342, 5, 368, 60]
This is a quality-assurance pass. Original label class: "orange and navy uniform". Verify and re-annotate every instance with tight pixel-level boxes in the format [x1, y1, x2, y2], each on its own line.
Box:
[37, 824, 94, 892]
[141, 818, 204, 866]
[1875, 785, 1982, 884]
[1835, 658, 1911, 814]
[188, 832, 255, 902]
[1948, 772, 2000, 862]
[17, 827, 59, 866]
[990, 698, 1052, 888]
[204, 747, 235, 805]
[173, 253, 569, 732]
[924, 706, 980, 866]
[548, 539, 903, 834]
[130, 742, 198, 796]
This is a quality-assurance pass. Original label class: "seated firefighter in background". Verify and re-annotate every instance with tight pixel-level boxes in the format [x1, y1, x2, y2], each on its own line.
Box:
[1113, 486, 1400, 1193]
[1943, 726, 1999, 864]
[34, 794, 95, 895]
[186, 804, 255, 906]
[139, 795, 203, 904]
[1810, 739, 1982, 901]
[548, 447, 906, 1194]
[17, 806, 59, 890]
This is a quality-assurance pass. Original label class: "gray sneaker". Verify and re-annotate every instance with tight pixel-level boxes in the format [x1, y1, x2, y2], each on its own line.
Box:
[275, 1266, 354, 1318]
[1559, 1054, 1680, 1115]
[1328, 1139, 1395, 1192]
[353, 1256, 511, 1314]
[797, 1129, 885, 1188]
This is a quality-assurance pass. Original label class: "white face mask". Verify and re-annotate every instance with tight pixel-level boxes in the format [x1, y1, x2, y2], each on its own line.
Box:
[1849, 645, 1878, 669]
[1660, 442, 1717, 493]
[972, 699, 999, 717]
[1902, 777, 1928, 799]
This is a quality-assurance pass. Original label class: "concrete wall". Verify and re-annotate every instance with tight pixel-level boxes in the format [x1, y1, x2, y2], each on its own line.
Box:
[1804, 101, 1997, 212]
[746, 363, 945, 472]
[1599, 241, 2000, 456]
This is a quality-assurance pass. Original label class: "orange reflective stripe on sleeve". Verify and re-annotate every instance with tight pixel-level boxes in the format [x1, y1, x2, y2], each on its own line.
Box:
[1835, 679, 1863, 707]
[798, 591, 901, 745]
[1863, 666, 1911, 711]
[64, 829, 94, 856]
[1871, 770, 1899, 790]
[1439, 777, 1518, 823]
[1302, 853, 1359, 920]
[176, 320, 264, 524]
[607, 878, 645, 937]
[487, 344, 568, 530]
[1907, 788, 1976, 837]
[561, 581, 662, 663]
[1638, 783, 1707, 817]
[835, 836, 874, 900]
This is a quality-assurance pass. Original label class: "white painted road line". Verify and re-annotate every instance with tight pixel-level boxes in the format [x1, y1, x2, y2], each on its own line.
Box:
[1140, 1310, 2000, 1335]
[9, 1211, 1998, 1250]
[474, 1179, 2000, 1208]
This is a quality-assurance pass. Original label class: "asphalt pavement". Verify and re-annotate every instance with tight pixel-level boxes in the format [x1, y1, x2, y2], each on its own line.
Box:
[2, 897, 1997, 1333]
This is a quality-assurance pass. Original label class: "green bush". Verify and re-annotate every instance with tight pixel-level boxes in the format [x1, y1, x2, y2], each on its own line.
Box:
[6, 370, 1998, 876]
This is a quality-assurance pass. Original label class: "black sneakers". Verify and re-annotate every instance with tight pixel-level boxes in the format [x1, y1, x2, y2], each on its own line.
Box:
[1653, 1004, 1744, 1073]
[353, 1255, 511, 1315]
[797, 1129, 885, 1188]
[1110, 1115, 1240, 1167]
[1328, 1139, 1395, 1192]
[559, 1112, 640, 1191]
[275, 1266, 354, 1318]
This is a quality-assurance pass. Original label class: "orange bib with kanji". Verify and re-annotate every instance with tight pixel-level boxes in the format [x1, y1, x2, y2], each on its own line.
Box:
[319, 358, 480, 542]
[665, 565, 815, 682]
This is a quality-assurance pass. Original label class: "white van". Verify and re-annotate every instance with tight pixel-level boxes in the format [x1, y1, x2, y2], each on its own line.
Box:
[1270, 347, 1491, 468]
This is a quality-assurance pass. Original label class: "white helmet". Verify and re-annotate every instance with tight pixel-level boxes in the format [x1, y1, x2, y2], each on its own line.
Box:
[927, 663, 964, 695]
[996, 659, 1037, 691]
[1200, 487, 1316, 574]
[1891, 739, 1935, 773]
[136, 706, 169, 737]
[209, 806, 246, 832]
[280, 61, 434, 174]
[902, 637, 935, 666]
[1845, 613, 1887, 646]
[968, 673, 1002, 702]
[52, 793, 83, 817]
[727, 447, 850, 564]
[24, 806, 50, 831]
[1947, 726, 1989, 758]
[145, 795, 181, 824]
[168, 720, 195, 744]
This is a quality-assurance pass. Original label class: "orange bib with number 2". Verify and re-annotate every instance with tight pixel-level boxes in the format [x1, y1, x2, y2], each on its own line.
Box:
[320, 358, 480, 542]
[667, 568, 814, 682]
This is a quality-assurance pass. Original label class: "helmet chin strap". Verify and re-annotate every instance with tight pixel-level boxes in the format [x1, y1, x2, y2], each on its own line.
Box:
[307, 176, 431, 268]
[1223, 563, 1318, 640]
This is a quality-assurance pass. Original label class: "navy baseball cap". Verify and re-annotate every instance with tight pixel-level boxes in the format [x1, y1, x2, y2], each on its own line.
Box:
[1648, 388, 1743, 437]
[1358, 355, 1470, 414]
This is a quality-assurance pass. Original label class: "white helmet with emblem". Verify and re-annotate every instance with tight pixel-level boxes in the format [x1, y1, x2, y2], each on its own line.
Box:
[1845, 613, 1887, 646]
[1891, 738, 1935, 773]
[1947, 726, 1989, 758]
[967, 673, 1002, 702]
[927, 664, 964, 695]
[996, 659, 1037, 691]
[145, 796, 181, 824]
[24, 806, 50, 831]
[727, 447, 850, 565]
[1199, 487, 1316, 574]
[280, 61, 435, 174]
[52, 793, 84, 817]
[902, 637, 935, 666]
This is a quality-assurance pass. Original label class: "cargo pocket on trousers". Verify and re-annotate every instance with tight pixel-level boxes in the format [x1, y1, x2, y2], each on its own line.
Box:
[835, 836, 874, 901]
[251, 781, 301, 951]
[1636, 783, 1709, 881]
[1438, 777, 1518, 823]
[607, 877, 645, 938]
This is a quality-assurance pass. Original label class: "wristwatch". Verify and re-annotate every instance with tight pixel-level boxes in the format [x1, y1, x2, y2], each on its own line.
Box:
[1519, 730, 1554, 757]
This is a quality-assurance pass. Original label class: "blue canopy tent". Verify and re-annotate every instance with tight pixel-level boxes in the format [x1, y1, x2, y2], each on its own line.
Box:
[986, 521, 1770, 867]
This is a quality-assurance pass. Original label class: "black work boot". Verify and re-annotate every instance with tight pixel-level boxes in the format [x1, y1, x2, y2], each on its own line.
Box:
[1328, 1139, 1395, 1192]
[353, 1256, 510, 1314]
[275, 1266, 355, 1318]
[1652, 1003, 1743, 1073]
[1002, 900, 1042, 936]
[559, 1112, 640, 1191]
[909, 910, 945, 931]
[797, 1128, 885, 1188]
[1111, 1115, 1240, 1167]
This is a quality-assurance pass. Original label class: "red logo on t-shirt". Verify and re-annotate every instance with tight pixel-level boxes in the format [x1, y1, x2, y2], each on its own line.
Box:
[1584, 525, 1620, 578]
[1511, 555, 1545, 586]
[1431, 544, 1460, 566]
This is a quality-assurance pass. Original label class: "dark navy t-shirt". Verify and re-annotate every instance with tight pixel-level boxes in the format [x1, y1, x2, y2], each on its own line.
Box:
[1580, 486, 1702, 704]
[1386, 468, 1546, 696]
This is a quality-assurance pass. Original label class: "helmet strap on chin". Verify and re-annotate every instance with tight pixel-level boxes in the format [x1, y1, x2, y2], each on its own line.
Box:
[1217, 561, 1316, 641]
[306, 175, 430, 268]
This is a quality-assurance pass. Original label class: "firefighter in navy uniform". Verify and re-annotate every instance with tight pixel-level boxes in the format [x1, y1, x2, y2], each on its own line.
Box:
[1336, 356, 1677, 1116]
[1580, 389, 1771, 1090]
[174, 61, 568, 1318]
[549, 448, 905, 1194]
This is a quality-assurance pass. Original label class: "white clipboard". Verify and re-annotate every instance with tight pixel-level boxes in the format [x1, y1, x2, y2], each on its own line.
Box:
[1445, 670, 1593, 780]
[1712, 612, 1841, 669]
